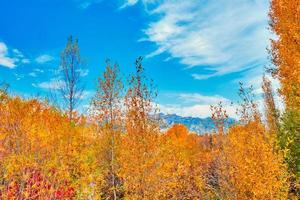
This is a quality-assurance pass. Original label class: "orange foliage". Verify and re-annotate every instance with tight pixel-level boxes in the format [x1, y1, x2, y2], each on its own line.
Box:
[0, 54, 291, 199]
[270, 1, 300, 197]
[270, 0, 300, 111]
[119, 57, 160, 199]
[0, 92, 289, 199]
[154, 124, 213, 199]
[218, 122, 288, 199]
[0, 94, 101, 199]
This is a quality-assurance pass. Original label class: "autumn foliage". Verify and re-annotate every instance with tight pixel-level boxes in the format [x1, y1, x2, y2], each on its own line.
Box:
[0, 58, 290, 199]
[0, 0, 298, 198]
[270, 0, 300, 197]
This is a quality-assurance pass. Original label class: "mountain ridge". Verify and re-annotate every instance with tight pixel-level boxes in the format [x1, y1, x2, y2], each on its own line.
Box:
[158, 113, 235, 134]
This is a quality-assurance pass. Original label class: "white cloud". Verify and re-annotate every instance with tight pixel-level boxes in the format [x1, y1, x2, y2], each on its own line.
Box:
[21, 58, 30, 64]
[0, 43, 30, 68]
[130, 0, 270, 79]
[13, 49, 24, 58]
[34, 68, 44, 73]
[78, 0, 104, 9]
[77, 68, 89, 77]
[14, 73, 25, 81]
[167, 93, 230, 105]
[159, 92, 236, 118]
[120, 0, 139, 9]
[33, 79, 93, 100]
[79, 90, 94, 99]
[33, 79, 65, 90]
[29, 72, 37, 77]
[159, 90, 283, 120]
[159, 103, 237, 119]
[28, 68, 45, 77]
[0, 42, 16, 68]
[119, 0, 157, 9]
[35, 54, 54, 64]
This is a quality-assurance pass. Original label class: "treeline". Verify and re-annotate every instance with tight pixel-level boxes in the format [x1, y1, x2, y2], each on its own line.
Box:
[0, 58, 290, 199]
[0, 0, 300, 199]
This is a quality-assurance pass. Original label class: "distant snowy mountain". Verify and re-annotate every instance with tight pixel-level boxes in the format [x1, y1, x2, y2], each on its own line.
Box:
[158, 113, 235, 134]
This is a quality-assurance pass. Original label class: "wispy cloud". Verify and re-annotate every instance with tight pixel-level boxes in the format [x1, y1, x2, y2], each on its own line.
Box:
[163, 92, 231, 105]
[34, 68, 44, 73]
[127, 0, 270, 80]
[0, 42, 16, 68]
[32, 79, 65, 90]
[14, 73, 25, 81]
[120, 0, 139, 9]
[33, 79, 93, 100]
[159, 90, 281, 119]
[159, 103, 237, 119]
[28, 68, 45, 78]
[159, 92, 236, 118]
[29, 72, 37, 77]
[21, 59, 30, 64]
[79, 90, 94, 100]
[12, 49, 24, 58]
[0, 42, 30, 68]
[76, 0, 104, 9]
[77, 68, 89, 77]
[35, 54, 54, 64]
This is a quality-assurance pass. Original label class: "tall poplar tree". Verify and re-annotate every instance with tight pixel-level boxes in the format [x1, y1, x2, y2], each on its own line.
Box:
[91, 60, 123, 199]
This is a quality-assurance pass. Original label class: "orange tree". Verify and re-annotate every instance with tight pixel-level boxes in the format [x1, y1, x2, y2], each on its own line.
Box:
[270, 0, 300, 194]
[217, 122, 288, 199]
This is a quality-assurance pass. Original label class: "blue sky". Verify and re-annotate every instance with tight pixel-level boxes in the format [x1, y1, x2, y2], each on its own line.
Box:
[0, 0, 272, 118]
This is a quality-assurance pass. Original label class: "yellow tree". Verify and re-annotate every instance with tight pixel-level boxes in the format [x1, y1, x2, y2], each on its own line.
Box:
[236, 82, 260, 124]
[59, 36, 85, 122]
[91, 60, 123, 199]
[269, 0, 300, 111]
[210, 101, 229, 135]
[218, 122, 288, 199]
[270, 0, 300, 194]
[154, 124, 211, 199]
[119, 57, 159, 199]
[207, 101, 230, 197]
[262, 75, 279, 135]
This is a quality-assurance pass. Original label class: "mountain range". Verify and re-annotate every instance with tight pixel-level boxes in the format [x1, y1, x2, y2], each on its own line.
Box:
[158, 113, 236, 134]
